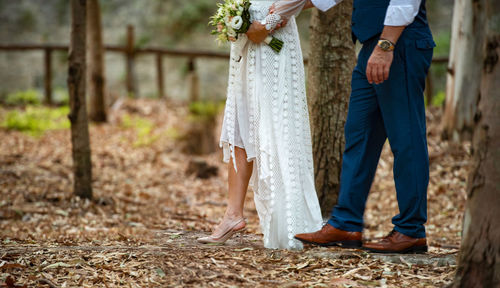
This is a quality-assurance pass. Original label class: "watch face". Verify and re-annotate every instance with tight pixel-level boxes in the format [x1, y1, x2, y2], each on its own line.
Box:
[380, 41, 390, 50]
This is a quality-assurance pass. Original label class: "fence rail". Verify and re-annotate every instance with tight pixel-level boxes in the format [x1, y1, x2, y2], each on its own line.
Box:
[0, 25, 448, 105]
[0, 42, 229, 104]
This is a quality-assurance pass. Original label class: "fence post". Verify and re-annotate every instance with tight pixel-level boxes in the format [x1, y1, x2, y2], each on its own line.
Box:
[426, 69, 433, 107]
[126, 25, 138, 98]
[187, 58, 199, 102]
[44, 48, 53, 105]
[156, 52, 165, 99]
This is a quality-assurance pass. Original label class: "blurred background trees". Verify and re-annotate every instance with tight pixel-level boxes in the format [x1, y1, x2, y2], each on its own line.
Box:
[0, 0, 453, 105]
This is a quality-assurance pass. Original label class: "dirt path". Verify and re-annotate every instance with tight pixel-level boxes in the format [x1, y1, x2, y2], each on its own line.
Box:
[1, 230, 457, 287]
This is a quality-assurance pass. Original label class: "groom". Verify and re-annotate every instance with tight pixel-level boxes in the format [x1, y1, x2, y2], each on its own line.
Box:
[248, 0, 435, 254]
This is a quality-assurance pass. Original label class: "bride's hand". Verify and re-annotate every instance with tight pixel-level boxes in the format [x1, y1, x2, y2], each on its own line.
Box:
[268, 4, 288, 31]
[274, 19, 288, 31]
[246, 21, 269, 44]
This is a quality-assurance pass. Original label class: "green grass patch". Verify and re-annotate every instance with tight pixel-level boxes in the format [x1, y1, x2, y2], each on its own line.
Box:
[4, 90, 41, 106]
[165, 127, 181, 140]
[121, 114, 159, 147]
[1, 106, 70, 136]
[188, 101, 224, 122]
[431, 90, 446, 107]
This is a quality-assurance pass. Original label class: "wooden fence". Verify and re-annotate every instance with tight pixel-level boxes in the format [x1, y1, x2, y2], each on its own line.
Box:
[0, 25, 448, 105]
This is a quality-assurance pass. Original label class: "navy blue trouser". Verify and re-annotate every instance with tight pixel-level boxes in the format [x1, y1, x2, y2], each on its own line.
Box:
[328, 28, 435, 239]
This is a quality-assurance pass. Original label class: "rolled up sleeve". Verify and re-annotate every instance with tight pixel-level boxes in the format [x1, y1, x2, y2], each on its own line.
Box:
[384, 0, 422, 26]
[311, 0, 340, 12]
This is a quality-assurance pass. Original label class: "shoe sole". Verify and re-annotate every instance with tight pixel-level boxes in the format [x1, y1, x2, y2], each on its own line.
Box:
[197, 227, 247, 245]
[363, 245, 428, 254]
[294, 237, 362, 249]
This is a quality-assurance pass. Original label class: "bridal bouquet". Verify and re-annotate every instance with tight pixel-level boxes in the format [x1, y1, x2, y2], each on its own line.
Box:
[209, 0, 284, 59]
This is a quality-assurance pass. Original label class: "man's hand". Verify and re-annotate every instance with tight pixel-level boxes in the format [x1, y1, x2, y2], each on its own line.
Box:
[366, 46, 393, 85]
[246, 21, 269, 44]
[367, 25, 405, 84]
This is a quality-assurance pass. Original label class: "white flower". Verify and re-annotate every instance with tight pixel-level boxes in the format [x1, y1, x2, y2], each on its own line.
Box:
[230, 16, 243, 30]
[227, 27, 237, 37]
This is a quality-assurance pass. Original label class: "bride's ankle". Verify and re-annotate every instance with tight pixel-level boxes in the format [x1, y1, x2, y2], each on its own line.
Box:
[223, 210, 244, 221]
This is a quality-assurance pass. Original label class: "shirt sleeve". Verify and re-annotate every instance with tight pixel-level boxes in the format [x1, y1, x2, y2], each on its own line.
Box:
[268, 0, 309, 20]
[384, 0, 422, 26]
[261, 0, 309, 31]
[263, 0, 340, 31]
[311, 0, 341, 12]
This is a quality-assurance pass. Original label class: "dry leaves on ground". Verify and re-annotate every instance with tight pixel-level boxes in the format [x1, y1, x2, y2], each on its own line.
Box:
[0, 100, 469, 287]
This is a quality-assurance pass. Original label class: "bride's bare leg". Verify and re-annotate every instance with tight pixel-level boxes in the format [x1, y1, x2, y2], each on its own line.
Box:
[212, 147, 253, 234]
[226, 147, 253, 219]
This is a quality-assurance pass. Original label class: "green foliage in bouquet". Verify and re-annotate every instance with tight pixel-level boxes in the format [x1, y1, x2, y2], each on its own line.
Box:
[209, 0, 283, 53]
[209, 0, 252, 44]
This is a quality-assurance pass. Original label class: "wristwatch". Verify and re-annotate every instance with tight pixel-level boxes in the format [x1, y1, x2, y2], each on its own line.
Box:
[377, 39, 395, 52]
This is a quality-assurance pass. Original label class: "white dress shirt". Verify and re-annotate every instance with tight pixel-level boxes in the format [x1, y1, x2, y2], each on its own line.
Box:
[310, 0, 422, 26]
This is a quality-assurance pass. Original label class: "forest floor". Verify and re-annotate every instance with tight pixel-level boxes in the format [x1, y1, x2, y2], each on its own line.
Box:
[0, 99, 470, 287]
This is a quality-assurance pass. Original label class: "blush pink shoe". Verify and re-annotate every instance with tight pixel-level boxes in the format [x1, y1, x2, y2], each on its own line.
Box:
[197, 218, 246, 244]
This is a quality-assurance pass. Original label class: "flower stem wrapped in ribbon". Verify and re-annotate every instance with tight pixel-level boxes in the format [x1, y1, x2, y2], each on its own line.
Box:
[209, 0, 284, 60]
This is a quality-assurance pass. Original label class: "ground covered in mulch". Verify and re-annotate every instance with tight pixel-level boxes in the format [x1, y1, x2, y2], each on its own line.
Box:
[0, 99, 470, 287]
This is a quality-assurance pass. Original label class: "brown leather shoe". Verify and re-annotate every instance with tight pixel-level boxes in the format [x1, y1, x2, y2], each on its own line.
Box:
[294, 224, 362, 248]
[363, 230, 428, 254]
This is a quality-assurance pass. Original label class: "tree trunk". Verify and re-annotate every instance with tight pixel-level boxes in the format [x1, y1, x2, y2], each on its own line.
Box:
[452, 34, 500, 288]
[449, 0, 500, 285]
[126, 25, 138, 98]
[87, 0, 107, 122]
[68, 0, 93, 199]
[307, 1, 356, 217]
[44, 48, 53, 105]
[441, 0, 488, 140]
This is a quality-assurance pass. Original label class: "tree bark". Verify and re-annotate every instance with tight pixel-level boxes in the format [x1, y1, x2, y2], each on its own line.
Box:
[449, 0, 500, 286]
[452, 34, 500, 288]
[441, 0, 488, 140]
[87, 0, 107, 122]
[307, 1, 356, 217]
[68, 0, 93, 199]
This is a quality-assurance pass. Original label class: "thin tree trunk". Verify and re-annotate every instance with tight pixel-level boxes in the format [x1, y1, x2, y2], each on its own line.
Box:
[44, 48, 53, 105]
[68, 0, 93, 199]
[452, 34, 500, 288]
[307, 1, 356, 216]
[441, 0, 488, 140]
[126, 25, 138, 98]
[87, 0, 107, 122]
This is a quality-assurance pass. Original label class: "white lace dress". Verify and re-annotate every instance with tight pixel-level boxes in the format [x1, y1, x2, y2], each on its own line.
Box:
[220, 0, 323, 250]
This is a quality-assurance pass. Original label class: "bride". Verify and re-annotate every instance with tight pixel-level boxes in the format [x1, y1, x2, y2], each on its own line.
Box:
[198, 0, 322, 249]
